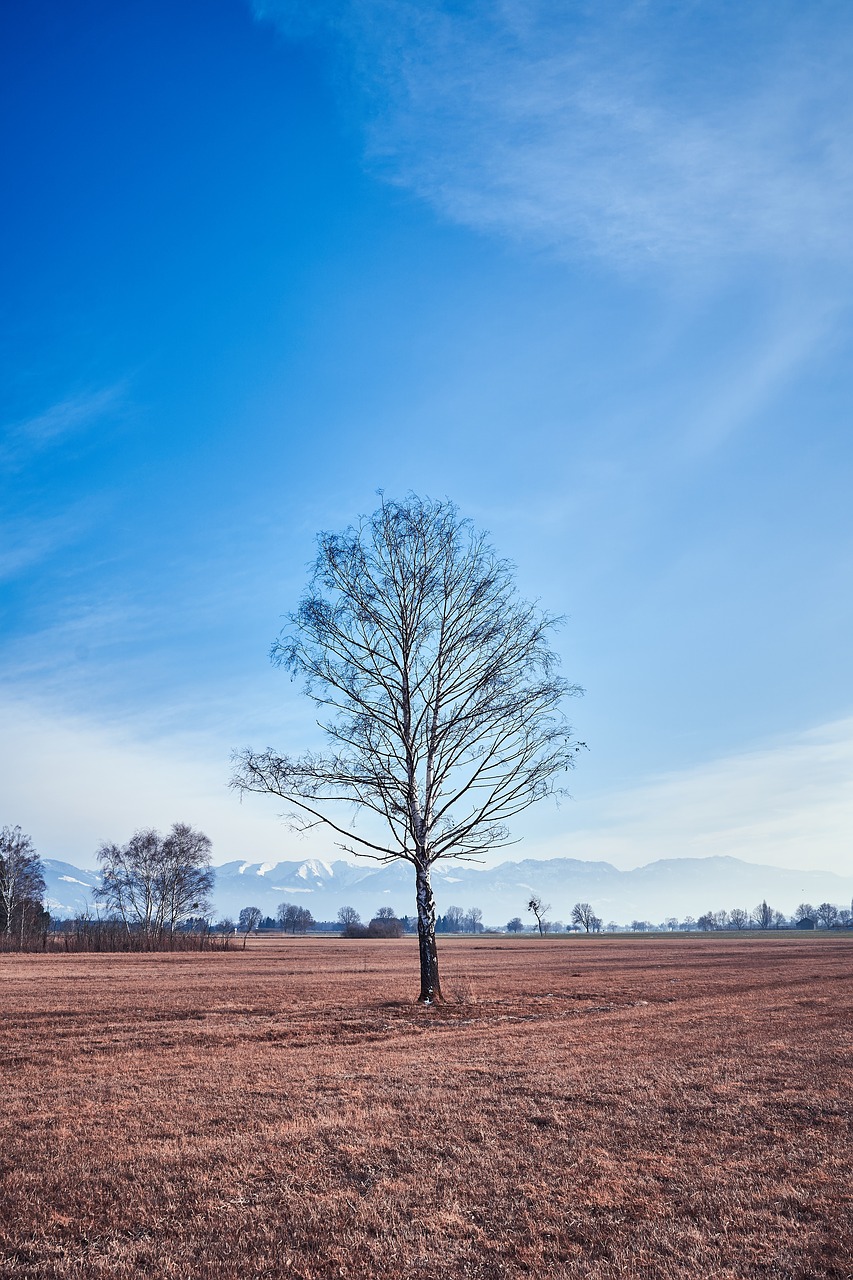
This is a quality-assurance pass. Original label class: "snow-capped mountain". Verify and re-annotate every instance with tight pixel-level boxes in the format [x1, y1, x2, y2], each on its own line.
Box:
[41, 854, 853, 925]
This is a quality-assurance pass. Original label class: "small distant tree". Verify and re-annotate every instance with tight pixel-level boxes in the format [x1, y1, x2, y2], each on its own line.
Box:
[571, 902, 597, 933]
[238, 905, 263, 948]
[752, 900, 774, 930]
[794, 902, 815, 923]
[680, 916, 696, 931]
[216, 917, 235, 940]
[0, 826, 45, 945]
[277, 903, 314, 934]
[630, 920, 649, 933]
[464, 907, 483, 934]
[375, 906, 397, 920]
[442, 905, 465, 933]
[337, 905, 361, 929]
[506, 917, 524, 933]
[527, 895, 550, 936]
[277, 902, 297, 933]
[839, 908, 852, 926]
[729, 907, 749, 930]
[664, 917, 678, 932]
[816, 902, 838, 928]
[605, 920, 620, 933]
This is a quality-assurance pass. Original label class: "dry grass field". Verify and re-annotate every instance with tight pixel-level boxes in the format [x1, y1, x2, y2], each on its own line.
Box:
[1, 934, 851, 1279]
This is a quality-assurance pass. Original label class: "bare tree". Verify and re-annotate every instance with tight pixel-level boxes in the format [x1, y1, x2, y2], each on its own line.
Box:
[295, 906, 314, 934]
[159, 824, 215, 933]
[233, 497, 582, 1001]
[752, 900, 774, 930]
[816, 902, 839, 928]
[238, 905, 263, 947]
[571, 902, 597, 933]
[95, 824, 213, 942]
[277, 902, 299, 933]
[527, 894, 550, 936]
[443, 905, 465, 933]
[464, 906, 483, 934]
[794, 902, 815, 924]
[0, 826, 45, 945]
[277, 902, 314, 934]
[506, 916, 524, 933]
[729, 907, 749, 930]
[337, 905, 361, 929]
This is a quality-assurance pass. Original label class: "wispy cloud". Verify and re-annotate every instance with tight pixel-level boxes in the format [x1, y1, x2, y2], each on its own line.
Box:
[533, 717, 853, 876]
[5, 688, 851, 877]
[1, 384, 125, 469]
[0, 510, 94, 583]
[255, 1, 853, 273]
[0, 692, 325, 867]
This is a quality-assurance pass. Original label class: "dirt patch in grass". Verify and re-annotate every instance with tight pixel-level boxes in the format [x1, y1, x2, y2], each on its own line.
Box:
[1, 934, 851, 1278]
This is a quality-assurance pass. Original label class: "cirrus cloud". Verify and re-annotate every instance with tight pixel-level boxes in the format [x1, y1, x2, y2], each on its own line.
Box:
[254, 0, 853, 272]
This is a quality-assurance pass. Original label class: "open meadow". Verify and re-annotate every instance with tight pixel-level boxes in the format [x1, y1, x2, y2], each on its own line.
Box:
[1, 934, 851, 1279]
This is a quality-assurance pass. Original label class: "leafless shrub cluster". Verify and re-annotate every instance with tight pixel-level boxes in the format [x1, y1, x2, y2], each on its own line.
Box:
[49, 917, 230, 953]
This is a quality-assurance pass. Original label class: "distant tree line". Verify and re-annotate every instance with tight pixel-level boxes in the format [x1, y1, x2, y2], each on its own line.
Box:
[435, 905, 483, 934]
[507, 895, 853, 934]
[9, 816, 852, 952]
[1, 821, 229, 953]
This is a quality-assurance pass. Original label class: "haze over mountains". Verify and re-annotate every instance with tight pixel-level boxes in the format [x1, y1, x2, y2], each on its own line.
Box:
[43, 855, 853, 926]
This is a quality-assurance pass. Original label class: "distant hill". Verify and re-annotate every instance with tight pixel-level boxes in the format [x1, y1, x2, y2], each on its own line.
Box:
[42, 853, 853, 926]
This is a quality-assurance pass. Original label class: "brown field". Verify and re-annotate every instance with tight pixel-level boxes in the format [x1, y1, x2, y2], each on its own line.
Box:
[1, 935, 851, 1279]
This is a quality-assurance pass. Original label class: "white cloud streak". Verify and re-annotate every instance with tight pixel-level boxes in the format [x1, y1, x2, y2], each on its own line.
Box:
[1, 384, 125, 470]
[3, 689, 851, 877]
[544, 717, 853, 875]
[0, 693, 315, 868]
[255, 1, 853, 273]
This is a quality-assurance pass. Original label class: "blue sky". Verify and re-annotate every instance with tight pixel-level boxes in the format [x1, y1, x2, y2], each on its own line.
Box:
[2, 0, 852, 874]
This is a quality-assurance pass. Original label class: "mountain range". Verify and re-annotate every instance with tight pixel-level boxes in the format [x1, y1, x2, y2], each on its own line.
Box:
[42, 854, 853, 926]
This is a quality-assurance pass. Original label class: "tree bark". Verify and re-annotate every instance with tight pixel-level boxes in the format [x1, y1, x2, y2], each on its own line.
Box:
[415, 860, 443, 1003]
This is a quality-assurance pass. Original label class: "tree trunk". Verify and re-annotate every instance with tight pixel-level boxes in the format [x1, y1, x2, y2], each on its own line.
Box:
[415, 860, 443, 1003]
